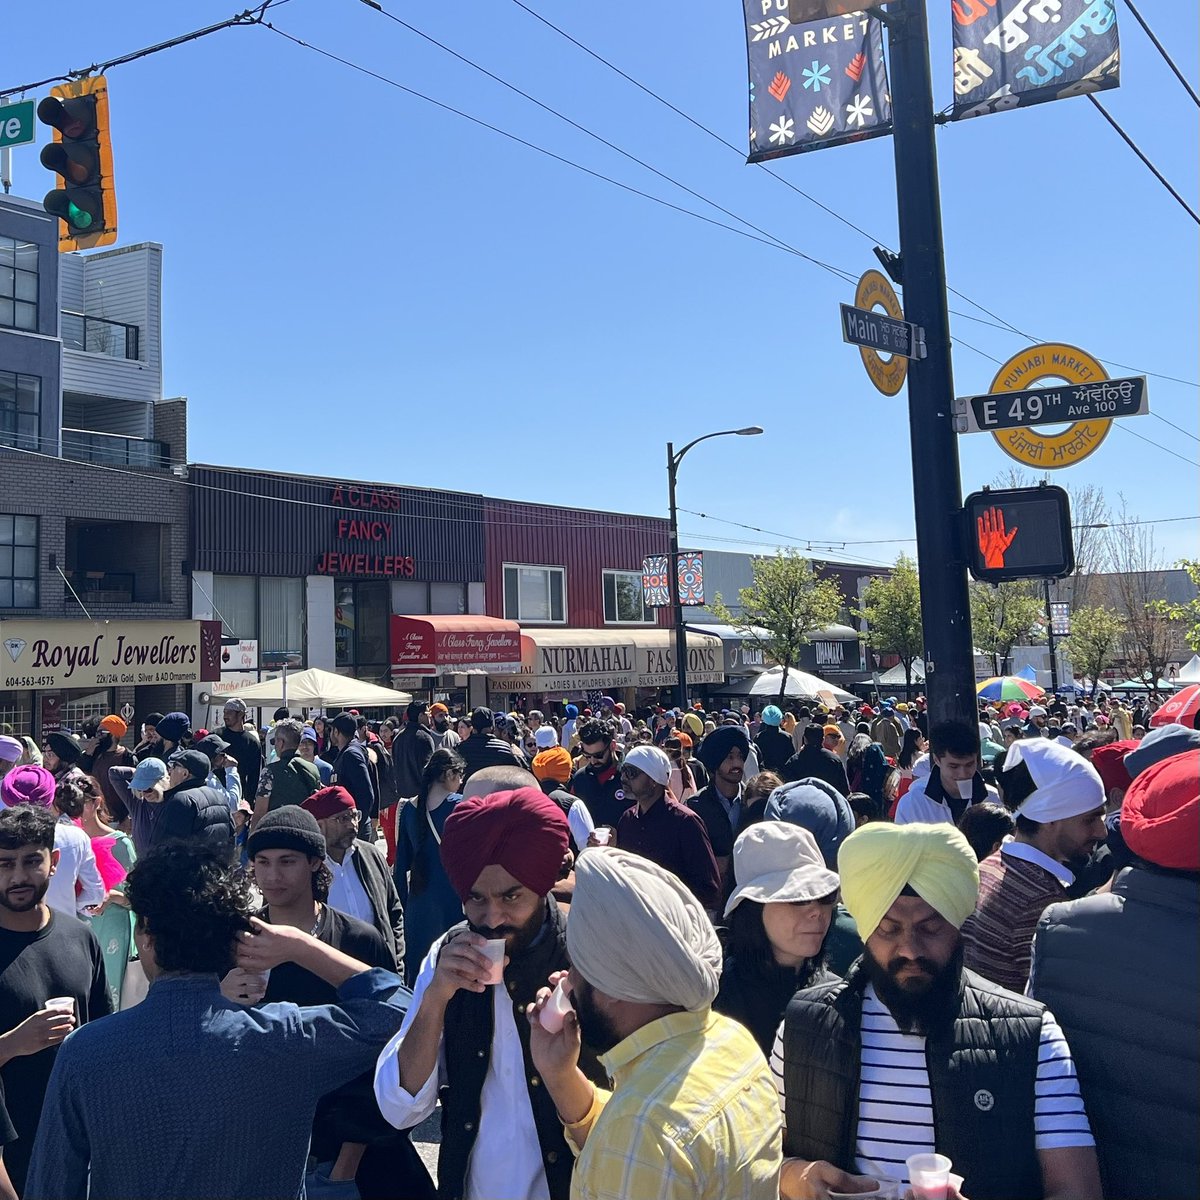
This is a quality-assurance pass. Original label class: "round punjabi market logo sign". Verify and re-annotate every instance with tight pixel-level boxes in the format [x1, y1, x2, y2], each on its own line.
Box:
[856, 269, 907, 397]
[989, 343, 1113, 469]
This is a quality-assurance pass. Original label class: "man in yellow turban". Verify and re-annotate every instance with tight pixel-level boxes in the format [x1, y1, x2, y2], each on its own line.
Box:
[772, 823, 1101, 1200]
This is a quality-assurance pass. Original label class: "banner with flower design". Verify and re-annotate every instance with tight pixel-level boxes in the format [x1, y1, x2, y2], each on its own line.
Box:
[743, 4, 891, 160]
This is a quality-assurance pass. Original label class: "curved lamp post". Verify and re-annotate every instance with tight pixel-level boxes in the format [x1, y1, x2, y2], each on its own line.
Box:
[667, 426, 763, 709]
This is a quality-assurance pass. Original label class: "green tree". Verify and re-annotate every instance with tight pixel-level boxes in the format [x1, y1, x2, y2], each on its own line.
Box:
[1061, 605, 1124, 695]
[711, 548, 844, 705]
[1150, 560, 1200, 654]
[970, 581, 1044, 677]
[855, 554, 924, 693]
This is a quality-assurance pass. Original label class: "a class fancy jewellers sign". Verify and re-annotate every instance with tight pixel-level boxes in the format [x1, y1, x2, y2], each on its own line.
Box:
[0, 620, 222, 690]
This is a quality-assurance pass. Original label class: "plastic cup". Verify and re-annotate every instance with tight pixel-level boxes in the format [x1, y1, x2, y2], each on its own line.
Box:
[479, 938, 506, 985]
[828, 1184, 884, 1199]
[45, 996, 75, 1015]
[539, 978, 573, 1034]
[907, 1153, 952, 1200]
[957, 778, 975, 800]
[592, 828, 612, 846]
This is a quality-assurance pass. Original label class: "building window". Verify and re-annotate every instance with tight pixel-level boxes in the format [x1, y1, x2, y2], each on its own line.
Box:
[0, 372, 40, 451]
[213, 575, 305, 660]
[503, 564, 565, 624]
[335, 580, 389, 681]
[603, 569, 654, 624]
[0, 515, 38, 608]
[0, 238, 38, 331]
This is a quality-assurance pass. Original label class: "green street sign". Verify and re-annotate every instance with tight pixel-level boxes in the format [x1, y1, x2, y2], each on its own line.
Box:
[0, 100, 36, 149]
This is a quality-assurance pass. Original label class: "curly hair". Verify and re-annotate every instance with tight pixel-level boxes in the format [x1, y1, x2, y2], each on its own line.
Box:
[125, 841, 254, 975]
[0, 805, 56, 851]
[576, 718, 613, 747]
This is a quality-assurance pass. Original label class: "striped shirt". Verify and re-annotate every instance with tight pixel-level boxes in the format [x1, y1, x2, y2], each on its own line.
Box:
[961, 848, 1066, 992]
[770, 984, 1093, 1187]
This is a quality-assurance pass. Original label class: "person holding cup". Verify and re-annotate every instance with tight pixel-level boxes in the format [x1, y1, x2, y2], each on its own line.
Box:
[894, 721, 999, 826]
[374, 786, 605, 1200]
[774, 822, 1100, 1200]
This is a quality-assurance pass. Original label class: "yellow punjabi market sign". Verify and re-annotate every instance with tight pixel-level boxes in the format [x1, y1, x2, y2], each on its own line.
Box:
[989, 343, 1114, 469]
[855, 269, 908, 396]
[0, 620, 223, 691]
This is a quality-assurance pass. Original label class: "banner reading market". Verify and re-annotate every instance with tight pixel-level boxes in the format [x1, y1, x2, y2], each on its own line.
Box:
[0, 620, 223, 691]
[744, 3, 891, 160]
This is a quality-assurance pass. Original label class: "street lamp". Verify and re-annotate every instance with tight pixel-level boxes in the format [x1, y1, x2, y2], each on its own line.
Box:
[667, 426, 764, 709]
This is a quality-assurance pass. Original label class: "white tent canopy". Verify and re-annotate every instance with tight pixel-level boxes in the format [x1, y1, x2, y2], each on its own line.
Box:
[1175, 654, 1200, 684]
[746, 666, 855, 703]
[209, 668, 412, 710]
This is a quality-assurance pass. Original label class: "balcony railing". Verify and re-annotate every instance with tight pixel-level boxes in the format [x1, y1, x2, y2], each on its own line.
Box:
[61, 311, 140, 361]
[61, 428, 168, 469]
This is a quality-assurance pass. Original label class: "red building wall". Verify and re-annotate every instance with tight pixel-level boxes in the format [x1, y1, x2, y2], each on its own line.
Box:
[484, 499, 672, 629]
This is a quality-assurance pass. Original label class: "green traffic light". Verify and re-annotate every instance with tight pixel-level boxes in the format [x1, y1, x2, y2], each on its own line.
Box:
[67, 201, 93, 230]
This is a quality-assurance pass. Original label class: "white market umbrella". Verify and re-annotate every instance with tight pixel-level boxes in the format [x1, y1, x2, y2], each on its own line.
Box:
[748, 666, 855, 703]
[210, 667, 411, 710]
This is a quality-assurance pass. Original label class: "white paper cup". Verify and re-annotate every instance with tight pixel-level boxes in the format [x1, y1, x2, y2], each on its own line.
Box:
[957, 778, 975, 800]
[480, 938, 506, 985]
[592, 828, 612, 846]
[539, 978, 573, 1034]
[907, 1153, 952, 1200]
[45, 996, 75, 1015]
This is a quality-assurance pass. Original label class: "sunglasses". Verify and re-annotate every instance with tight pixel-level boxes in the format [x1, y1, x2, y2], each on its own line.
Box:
[581, 748, 610, 761]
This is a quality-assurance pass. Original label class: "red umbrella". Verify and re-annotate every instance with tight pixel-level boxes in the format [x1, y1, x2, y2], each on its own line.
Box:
[1150, 685, 1200, 728]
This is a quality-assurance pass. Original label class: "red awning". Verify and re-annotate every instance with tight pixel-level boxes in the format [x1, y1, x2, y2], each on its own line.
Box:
[390, 615, 522, 676]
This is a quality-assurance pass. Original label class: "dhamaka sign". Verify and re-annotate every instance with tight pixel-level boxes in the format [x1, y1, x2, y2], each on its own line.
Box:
[0, 620, 223, 691]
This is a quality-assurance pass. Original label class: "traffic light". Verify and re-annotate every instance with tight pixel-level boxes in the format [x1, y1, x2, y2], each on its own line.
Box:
[37, 74, 117, 252]
[964, 485, 1075, 583]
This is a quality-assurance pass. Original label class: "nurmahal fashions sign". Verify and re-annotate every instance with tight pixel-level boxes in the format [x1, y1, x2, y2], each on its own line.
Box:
[952, 0, 1120, 120]
[744, 2, 891, 160]
[0, 620, 223, 691]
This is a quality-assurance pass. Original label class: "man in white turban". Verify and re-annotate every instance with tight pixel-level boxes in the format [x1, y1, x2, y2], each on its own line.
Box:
[962, 739, 1107, 992]
[774, 822, 1100, 1200]
[526, 847, 781, 1200]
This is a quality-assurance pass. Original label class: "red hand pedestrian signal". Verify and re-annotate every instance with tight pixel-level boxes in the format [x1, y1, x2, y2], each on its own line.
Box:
[976, 506, 1017, 569]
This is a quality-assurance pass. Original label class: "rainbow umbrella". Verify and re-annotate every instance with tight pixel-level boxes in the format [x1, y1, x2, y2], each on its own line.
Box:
[976, 676, 1045, 702]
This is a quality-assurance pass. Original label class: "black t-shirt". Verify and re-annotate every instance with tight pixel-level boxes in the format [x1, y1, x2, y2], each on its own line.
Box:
[260, 905, 394, 1007]
[221, 726, 264, 800]
[0, 912, 111, 1189]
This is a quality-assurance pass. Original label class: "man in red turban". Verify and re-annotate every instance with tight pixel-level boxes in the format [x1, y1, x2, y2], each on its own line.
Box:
[1030, 748, 1199, 1200]
[374, 788, 599, 1200]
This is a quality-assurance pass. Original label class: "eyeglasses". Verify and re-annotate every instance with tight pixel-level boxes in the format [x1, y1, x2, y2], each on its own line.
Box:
[328, 810, 360, 826]
[580, 747, 610, 761]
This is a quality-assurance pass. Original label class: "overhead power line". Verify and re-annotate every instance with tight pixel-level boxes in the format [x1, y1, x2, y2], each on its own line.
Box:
[1122, 0, 1200, 108]
[1088, 94, 1199, 225]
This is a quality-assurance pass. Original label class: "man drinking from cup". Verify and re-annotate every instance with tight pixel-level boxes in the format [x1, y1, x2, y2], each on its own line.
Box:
[894, 722, 999, 826]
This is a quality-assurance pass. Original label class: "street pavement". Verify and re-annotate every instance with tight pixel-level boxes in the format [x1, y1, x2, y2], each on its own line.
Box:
[412, 1109, 440, 1181]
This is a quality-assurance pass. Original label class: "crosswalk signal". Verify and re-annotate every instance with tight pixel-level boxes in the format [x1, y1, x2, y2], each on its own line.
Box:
[964, 484, 1075, 584]
[37, 74, 117, 252]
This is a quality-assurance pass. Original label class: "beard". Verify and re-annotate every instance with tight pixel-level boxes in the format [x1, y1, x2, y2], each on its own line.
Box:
[0, 876, 50, 913]
[470, 899, 546, 957]
[863, 943, 964, 1036]
[572, 977, 622, 1053]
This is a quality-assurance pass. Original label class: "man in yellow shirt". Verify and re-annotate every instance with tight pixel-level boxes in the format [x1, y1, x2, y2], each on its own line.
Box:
[527, 847, 781, 1199]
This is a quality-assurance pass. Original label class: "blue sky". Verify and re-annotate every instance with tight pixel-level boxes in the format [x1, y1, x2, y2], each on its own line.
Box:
[8, 1, 1198, 566]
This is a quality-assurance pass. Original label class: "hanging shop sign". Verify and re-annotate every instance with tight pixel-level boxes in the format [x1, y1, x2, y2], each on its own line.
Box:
[0, 620, 223, 691]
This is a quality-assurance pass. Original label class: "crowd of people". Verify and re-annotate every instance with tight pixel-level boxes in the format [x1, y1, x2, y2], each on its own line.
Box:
[0, 684, 1194, 1200]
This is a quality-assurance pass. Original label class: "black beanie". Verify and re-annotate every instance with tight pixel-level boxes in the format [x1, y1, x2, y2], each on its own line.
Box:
[45, 732, 82, 764]
[245, 806, 326, 860]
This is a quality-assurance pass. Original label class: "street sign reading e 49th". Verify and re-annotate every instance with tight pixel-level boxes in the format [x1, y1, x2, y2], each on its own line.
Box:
[0, 100, 36, 149]
[956, 375, 1148, 435]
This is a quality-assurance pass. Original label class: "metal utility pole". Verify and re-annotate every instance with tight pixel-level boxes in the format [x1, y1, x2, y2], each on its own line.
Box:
[1044, 578, 1060, 694]
[883, 0, 977, 728]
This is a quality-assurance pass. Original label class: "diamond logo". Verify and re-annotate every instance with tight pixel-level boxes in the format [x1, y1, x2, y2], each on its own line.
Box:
[4, 638, 26, 663]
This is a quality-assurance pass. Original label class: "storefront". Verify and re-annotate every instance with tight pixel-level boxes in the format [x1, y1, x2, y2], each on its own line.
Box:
[390, 614, 522, 706]
[487, 628, 723, 711]
[0, 618, 222, 740]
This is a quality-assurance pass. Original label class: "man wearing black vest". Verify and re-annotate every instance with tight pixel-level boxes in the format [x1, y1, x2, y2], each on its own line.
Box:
[374, 786, 602, 1200]
[773, 822, 1101, 1200]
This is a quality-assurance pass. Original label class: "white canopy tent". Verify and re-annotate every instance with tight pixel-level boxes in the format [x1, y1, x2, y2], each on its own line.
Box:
[1175, 654, 1200, 684]
[744, 666, 855, 703]
[209, 667, 412, 710]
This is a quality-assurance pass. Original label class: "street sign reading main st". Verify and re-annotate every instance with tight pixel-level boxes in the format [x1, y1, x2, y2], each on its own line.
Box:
[840, 303, 925, 360]
[954, 375, 1148, 435]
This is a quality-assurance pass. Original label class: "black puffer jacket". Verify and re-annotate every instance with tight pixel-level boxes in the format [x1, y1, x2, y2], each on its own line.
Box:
[155, 781, 234, 855]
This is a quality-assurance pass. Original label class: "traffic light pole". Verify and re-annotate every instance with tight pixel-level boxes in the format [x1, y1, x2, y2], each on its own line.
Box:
[882, 0, 977, 728]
